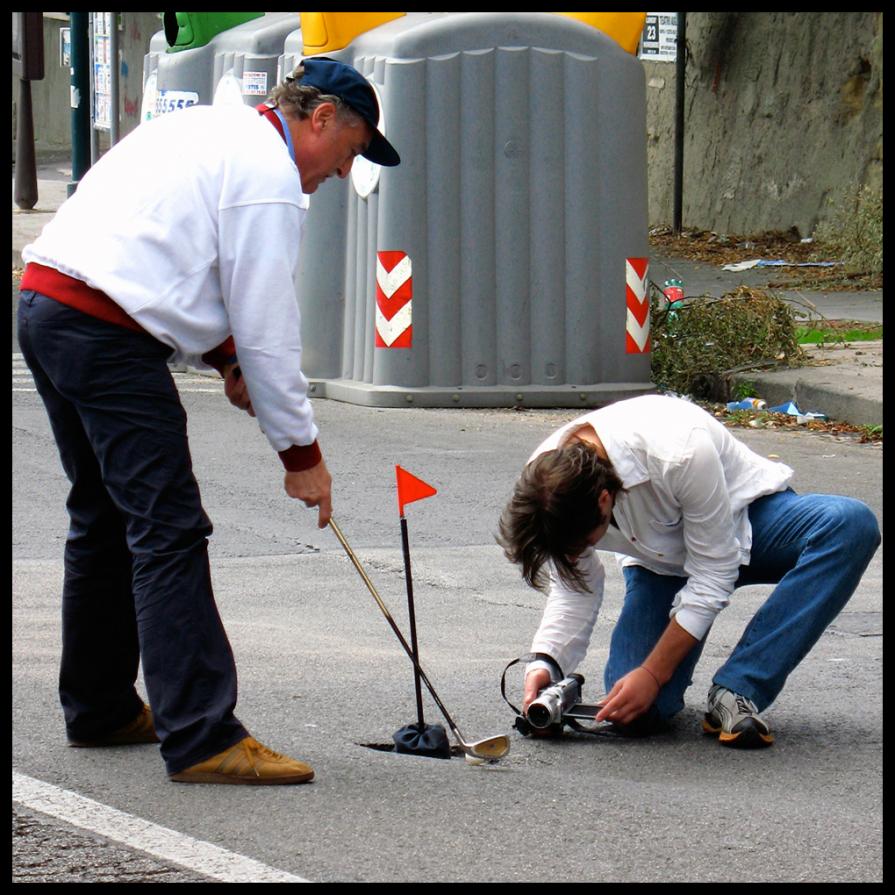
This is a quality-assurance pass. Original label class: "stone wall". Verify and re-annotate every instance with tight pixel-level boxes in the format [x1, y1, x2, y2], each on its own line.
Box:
[643, 11, 883, 237]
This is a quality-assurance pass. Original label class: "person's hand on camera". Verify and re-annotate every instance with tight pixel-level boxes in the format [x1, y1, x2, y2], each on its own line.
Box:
[522, 667, 553, 713]
[522, 667, 555, 737]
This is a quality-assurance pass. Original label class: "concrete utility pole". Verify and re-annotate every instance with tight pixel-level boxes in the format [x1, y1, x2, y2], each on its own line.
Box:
[13, 12, 44, 210]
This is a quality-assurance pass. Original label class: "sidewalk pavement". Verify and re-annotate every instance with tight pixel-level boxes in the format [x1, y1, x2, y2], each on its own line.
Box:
[12, 157, 71, 269]
[13, 160, 883, 428]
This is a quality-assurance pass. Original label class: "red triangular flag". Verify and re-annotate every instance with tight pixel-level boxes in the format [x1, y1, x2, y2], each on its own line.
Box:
[396, 465, 437, 517]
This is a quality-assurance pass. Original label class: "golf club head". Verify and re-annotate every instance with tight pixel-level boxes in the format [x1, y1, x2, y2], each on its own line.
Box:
[466, 734, 511, 761]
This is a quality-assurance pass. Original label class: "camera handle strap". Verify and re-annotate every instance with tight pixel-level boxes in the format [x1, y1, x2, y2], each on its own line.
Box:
[499, 652, 564, 718]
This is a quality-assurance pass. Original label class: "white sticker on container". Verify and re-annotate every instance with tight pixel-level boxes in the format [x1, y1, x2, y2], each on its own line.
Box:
[242, 71, 268, 96]
[155, 89, 199, 116]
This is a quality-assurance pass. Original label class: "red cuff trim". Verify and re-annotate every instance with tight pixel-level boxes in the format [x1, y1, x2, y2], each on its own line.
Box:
[279, 440, 322, 472]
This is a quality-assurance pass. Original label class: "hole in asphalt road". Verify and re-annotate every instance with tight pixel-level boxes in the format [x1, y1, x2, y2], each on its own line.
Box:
[357, 742, 465, 757]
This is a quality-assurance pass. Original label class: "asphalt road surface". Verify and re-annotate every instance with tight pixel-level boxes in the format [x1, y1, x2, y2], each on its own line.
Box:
[12, 362, 882, 883]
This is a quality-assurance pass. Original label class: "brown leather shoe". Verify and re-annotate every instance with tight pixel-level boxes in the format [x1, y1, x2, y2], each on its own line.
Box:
[68, 703, 159, 747]
[168, 736, 315, 785]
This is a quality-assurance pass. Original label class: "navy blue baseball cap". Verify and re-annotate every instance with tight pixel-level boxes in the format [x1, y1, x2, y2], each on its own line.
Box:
[300, 56, 400, 167]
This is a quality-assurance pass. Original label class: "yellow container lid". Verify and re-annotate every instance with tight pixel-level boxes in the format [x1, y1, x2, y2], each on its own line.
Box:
[300, 12, 646, 56]
[301, 12, 405, 54]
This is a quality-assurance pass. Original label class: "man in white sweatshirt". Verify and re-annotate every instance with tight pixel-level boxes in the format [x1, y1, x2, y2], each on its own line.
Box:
[498, 395, 880, 748]
[17, 57, 400, 784]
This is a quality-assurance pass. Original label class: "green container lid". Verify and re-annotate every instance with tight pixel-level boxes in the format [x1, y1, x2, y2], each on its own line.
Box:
[164, 12, 265, 52]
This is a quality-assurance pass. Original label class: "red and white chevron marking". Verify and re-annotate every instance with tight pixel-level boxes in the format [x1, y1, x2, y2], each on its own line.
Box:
[375, 251, 412, 348]
[625, 257, 650, 354]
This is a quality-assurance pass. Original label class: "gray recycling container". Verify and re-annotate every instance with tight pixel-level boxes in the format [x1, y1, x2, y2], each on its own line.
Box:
[142, 13, 298, 117]
[297, 12, 654, 408]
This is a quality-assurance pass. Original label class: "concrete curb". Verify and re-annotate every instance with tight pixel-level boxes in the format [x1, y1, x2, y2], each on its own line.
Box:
[730, 341, 882, 428]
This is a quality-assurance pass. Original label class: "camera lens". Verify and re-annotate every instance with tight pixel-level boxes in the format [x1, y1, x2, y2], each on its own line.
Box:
[527, 702, 551, 729]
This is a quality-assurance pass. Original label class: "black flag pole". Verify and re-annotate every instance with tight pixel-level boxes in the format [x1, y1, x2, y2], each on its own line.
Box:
[390, 465, 450, 759]
[400, 514, 426, 729]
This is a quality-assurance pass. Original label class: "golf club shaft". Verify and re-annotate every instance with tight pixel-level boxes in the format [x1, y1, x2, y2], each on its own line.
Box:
[328, 517, 464, 740]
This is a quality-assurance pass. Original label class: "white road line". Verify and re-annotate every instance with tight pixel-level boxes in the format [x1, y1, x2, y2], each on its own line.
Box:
[12, 771, 309, 883]
[13, 387, 222, 394]
[12, 354, 223, 396]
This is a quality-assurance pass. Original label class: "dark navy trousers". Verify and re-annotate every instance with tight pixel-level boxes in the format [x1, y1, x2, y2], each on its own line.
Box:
[18, 290, 248, 774]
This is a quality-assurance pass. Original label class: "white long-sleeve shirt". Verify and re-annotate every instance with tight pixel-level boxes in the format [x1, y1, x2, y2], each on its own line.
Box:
[527, 395, 794, 677]
[22, 102, 317, 456]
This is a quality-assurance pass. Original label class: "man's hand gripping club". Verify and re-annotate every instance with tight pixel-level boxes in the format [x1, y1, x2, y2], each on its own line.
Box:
[223, 363, 255, 417]
[285, 460, 333, 529]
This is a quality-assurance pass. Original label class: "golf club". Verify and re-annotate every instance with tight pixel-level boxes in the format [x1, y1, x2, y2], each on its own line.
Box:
[328, 517, 510, 762]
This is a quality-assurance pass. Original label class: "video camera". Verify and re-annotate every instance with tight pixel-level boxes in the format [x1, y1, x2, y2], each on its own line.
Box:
[500, 653, 606, 736]
[524, 673, 604, 734]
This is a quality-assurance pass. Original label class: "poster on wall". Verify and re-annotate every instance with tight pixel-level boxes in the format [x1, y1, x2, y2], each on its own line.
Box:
[92, 12, 112, 130]
[639, 13, 678, 62]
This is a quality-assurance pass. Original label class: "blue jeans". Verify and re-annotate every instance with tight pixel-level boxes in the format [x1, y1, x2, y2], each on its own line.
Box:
[17, 291, 248, 774]
[604, 488, 880, 717]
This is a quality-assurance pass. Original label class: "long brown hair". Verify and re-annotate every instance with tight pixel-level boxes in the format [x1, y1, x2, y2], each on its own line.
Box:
[496, 441, 624, 592]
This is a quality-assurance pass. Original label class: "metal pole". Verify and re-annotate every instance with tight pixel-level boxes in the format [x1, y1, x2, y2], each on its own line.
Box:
[110, 13, 120, 145]
[68, 11, 92, 196]
[673, 12, 686, 234]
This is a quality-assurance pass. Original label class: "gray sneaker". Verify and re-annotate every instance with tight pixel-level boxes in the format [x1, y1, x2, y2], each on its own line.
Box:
[703, 684, 774, 748]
